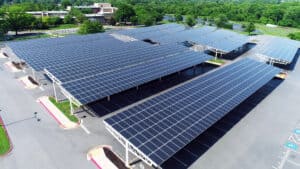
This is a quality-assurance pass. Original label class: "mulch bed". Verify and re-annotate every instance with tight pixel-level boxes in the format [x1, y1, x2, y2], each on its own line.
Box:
[2, 52, 8, 58]
[28, 76, 39, 86]
[11, 61, 26, 70]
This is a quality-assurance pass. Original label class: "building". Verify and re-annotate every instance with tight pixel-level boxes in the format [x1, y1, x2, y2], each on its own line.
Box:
[26, 11, 68, 19]
[26, 3, 117, 24]
[67, 3, 118, 23]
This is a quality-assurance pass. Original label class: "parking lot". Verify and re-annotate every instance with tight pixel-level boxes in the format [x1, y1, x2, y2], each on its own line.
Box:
[0, 35, 300, 169]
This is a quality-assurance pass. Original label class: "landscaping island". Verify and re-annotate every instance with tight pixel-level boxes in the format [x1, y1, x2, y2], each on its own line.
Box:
[49, 97, 79, 123]
[0, 121, 11, 156]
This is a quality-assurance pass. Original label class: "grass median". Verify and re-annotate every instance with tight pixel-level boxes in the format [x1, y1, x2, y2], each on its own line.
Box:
[0, 125, 10, 155]
[49, 97, 79, 123]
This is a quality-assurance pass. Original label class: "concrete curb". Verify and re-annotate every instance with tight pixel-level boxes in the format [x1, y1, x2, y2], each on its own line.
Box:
[37, 97, 81, 130]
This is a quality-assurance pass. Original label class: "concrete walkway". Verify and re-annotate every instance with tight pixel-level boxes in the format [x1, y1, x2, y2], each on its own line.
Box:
[38, 96, 79, 129]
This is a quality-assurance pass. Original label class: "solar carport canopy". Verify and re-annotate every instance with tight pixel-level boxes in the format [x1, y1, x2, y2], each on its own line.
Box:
[115, 23, 186, 39]
[61, 50, 212, 104]
[117, 25, 249, 53]
[6, 33, 145, 71]
[45, 43, 188, 83]
[104, 58, 280, 167]
[253, 36, 300, 64]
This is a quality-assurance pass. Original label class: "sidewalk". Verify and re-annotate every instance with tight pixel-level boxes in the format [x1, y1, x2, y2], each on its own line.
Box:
[38, 96, 80, 129]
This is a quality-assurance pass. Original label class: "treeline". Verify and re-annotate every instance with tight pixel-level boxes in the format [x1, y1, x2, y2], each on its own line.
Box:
[0, 4, 91, 36]
[112, 0, 300, 28]
[1, 0, 299, 28]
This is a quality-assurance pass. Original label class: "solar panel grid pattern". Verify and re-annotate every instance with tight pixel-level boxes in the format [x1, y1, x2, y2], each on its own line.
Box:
[104, 58, 280, 166]
[62, 51, 212, 104]
[135, 26, 248, 52]
[116, 23, 185, 37]
[151, 26, 217, 44]
[253, 37, 300, 63]
[9, 39, 149, 71]
[46, 44, 187, 83]
[7, 33, 112, 51]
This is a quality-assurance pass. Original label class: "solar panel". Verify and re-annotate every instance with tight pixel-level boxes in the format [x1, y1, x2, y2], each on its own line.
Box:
[7, 36, 150, 71]
[117, 25, 248, 52]
[62, 51, 212, 104]
[104, 58, 280, 167]
[116, 23, 186, 38]
[45, 44, 187, 83]
[252, 36, 300, 64]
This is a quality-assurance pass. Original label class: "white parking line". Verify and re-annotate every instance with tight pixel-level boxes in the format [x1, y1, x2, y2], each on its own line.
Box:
[287, 159, 300, 166]
[80, 121, 91, 134]
[277, 149, 291, 169]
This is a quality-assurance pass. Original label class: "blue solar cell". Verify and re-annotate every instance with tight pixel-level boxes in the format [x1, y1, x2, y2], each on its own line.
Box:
[6, 34, 148, 71]
[117, 25, 248, 52]
[104, 58, 280, 166]
[252, 36, 300, 63]
[62, 51, 212, 104]
[45, 43, 187, 83]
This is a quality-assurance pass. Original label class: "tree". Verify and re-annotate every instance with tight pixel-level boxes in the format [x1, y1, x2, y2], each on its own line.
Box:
[114, 3, 135, 23]
[175, 14, 183, 22]
[69, 8, 87, 23]
[215, 14, 228, 27]
[0, 18, 8, 37]
[61, 0, 71, 9]
[5, 6, 36, 35]
[288, 32, 300, 41]
[137, 13, 154, 26]
[42, 16, 62, 27]
[78, 20, 104, 34]
[245, 22, 255, 35]
[63, 14, 74, 24]
[0, 9, 6, 36]
[186, 15, 196, 27]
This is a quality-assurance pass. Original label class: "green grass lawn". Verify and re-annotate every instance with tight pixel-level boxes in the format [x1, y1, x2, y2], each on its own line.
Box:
[231, 21, 300, 37]
[0, 125, 10, 155]
[49, 97, 79, 123]
[209, 58, 225, 64]
[50, 24, 78, 30]
[255, 23, 300, 37]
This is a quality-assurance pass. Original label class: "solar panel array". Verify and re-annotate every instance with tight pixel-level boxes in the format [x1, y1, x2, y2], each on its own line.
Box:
[7, 33, 136, 71]
[45, 44, 187, 83]
[252, 36, 300, 64]
[7, 29, 213, 105]
[117, 25, 249, 53]
[104, 58, 280, 166]
[62, 51, 212, 104]
[116, 23, 186, 39]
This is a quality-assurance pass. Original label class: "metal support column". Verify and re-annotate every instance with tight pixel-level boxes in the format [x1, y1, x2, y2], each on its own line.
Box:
[32, 68, 36, 80]
[136, 86, 139, 90]
[125, 141, 129, 168]
[52, 82, 58, 102]
[215, 50, 218, 60]
[69, 97, 74, 115]
[107, 96, 110, 101]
